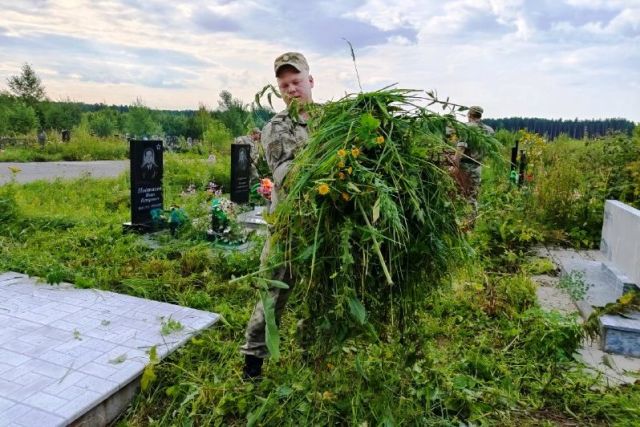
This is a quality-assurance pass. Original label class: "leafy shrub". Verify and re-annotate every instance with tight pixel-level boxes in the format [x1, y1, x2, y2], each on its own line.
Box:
[8, 102, 38, 134]
[0, 185, 19, 222]
[203, 120, 233, 155]
[0, 135, 128, 162]
[519, 308, 582, 361]
[478, 130, 640, 251]
[522, 257, 557, 275]
[164, 154, 230, 192]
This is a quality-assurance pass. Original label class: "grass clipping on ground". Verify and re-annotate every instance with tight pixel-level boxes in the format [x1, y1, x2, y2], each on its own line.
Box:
[267, 88, 500, 352]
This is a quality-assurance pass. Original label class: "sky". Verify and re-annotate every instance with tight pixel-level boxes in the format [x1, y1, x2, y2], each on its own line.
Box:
[0, 0, 638, 121]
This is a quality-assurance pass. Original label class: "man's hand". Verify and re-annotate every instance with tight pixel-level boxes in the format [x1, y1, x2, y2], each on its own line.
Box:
[452, 146, 464, 167]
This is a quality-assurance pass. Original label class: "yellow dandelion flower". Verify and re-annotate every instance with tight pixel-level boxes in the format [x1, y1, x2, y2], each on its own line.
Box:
[347, 167, 353, 175]
[337, 161, 345, 168]
[338, 172, 346, 180]
[322, 391, 336, 401]
[375, 136, 385, 144]
[337, 149, 346, 158]
[317, 183, 330, 195]
[351, 147, 360, 157]
[341, 192, 351, 201]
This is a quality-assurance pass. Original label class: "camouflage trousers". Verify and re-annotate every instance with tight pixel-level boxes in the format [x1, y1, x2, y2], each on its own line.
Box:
[461, 163, 481, 204]
[461, 163, 482, 226]
[240, 237, 295, 359]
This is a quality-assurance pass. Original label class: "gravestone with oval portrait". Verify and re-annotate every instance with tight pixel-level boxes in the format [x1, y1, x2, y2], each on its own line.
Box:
[231, 142, 251, 204]
[125, 139, 164, 231]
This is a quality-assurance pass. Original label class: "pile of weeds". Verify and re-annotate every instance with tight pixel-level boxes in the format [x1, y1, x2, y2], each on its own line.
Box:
[254, 88, 500, 357]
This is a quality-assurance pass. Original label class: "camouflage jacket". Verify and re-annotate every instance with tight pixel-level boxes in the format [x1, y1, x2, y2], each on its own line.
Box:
[457, 121, 495, 165]
[260, 109, 309, 211]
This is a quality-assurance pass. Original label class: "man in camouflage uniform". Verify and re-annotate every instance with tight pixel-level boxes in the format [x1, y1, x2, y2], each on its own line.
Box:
[241, 52, 313, 379]
[454, 105, 494, 205]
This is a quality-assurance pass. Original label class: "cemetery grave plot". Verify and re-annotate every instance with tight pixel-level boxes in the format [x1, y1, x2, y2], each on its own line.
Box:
[124, 139, 165, 233]
[550, 200, 640, 357]
[0, 272, 219, 426]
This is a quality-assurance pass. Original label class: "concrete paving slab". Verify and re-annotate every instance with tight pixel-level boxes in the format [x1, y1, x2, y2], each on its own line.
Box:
[547, 248, 625, 319]
[237, 206, 268, 229]
[532, 270, 640, 386]
[532, 275, 578, 316]
[576, 342, 639, 386]
[0, 272, 219, 426]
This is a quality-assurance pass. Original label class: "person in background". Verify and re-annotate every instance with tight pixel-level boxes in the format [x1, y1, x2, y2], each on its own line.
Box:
[452, 105, 494, 211]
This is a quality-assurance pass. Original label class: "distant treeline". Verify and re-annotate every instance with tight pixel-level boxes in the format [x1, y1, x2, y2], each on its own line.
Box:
[483, 117, 636, 140]
[0, 90, 274, 140]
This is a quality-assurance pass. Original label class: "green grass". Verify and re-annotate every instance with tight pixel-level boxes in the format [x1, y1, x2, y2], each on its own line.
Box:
[0, 135, 128, 162]
[2, 166, 640, 425]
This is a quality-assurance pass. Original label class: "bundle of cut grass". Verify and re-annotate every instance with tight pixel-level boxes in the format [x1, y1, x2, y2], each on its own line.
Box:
[265, 88, 500, 352]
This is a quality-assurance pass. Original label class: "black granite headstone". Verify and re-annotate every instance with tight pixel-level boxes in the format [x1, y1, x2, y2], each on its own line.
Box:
[128, 139, 164, 228]
[231, 143, 251, 204]
[37, 130, 46, 145]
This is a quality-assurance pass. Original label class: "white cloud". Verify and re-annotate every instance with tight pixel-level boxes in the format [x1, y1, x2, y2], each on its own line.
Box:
[0, 0, 637, 120]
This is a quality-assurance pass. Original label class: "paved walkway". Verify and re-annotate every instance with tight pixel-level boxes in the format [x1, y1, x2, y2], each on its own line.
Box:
[533, 247, 640, 387]
[0, 161, 128, 185]
[0, 272, 219, 426]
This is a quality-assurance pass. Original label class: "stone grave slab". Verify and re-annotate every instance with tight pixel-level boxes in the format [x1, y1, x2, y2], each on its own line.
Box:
[600, 200, 640, 287]
[237, 206, 268, 232]
[600, 314, 640, 358]
[230, 143, 251, 204]
[549, 252, 623, 318]
[0, 272, 219, 427]
[123, 139, 164, 233]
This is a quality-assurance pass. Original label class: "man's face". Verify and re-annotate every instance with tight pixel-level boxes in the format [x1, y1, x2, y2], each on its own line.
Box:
[277, 67, 314, 106]
[467, 113, 479, 123]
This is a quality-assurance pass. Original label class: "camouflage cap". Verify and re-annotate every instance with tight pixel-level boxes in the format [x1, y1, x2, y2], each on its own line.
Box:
[274, 52, 309, 77]
[468, 106, 484, 116]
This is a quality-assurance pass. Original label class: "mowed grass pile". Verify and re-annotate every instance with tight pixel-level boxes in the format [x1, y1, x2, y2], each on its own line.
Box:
[264, 89, 501, 355]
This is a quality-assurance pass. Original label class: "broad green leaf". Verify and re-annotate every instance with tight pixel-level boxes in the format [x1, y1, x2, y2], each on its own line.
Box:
[355, 354, 369, 381]
[141, 363, 156, 392]
[247, 392, 272, 426]
[190, 337, 205, 346]
[348, 297, 367, 325]
[148, 345, 159, 363]
[359, 112, 380, 131]
[276, 385, 293, 398]
[260, 289, 280, 361]
[261, 278, 290, 290]
[372, 197, 381, 224]
[347, 182, 361, 193]
[141, 345, 159, 392]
